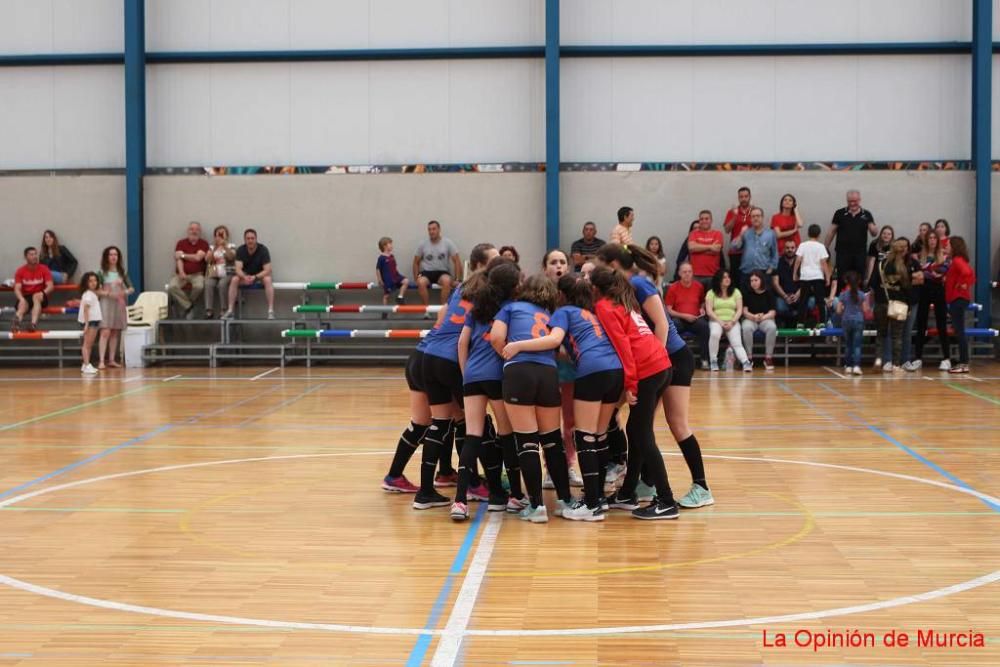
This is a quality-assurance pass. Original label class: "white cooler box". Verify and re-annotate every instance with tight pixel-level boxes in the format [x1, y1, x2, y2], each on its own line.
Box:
[124, 326, 154, 368]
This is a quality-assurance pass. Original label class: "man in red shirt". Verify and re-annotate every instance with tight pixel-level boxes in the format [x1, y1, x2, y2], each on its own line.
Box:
[724, 186, 753, 289]
[167, 222, 210, 318]
[687, 209, 723, 289]
[13, 246, 54, 333]
[664, 262, 710, 369]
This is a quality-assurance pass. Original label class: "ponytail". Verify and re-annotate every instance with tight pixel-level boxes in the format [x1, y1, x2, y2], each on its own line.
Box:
[590, 266, 640, 312]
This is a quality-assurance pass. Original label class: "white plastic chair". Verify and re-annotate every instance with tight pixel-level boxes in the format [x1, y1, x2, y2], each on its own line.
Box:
[127, 291, 168, 327]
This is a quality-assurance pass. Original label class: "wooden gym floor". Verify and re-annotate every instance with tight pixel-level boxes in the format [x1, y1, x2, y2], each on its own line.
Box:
[0, 364, 996, 667]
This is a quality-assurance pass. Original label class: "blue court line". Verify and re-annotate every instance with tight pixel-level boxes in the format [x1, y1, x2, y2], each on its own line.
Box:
[818, 382, 1000, 513]
[235, 383, 327, 427]
[776, 382, 840, 423]
[0, 385, 284, 502]
[405, 502, 488, 667]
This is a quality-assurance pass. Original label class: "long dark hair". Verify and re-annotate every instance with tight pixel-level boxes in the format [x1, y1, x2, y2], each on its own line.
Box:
[472, 261, 520, 323]
[590, 266, 639, 312]
[949, 236, 969, 262]
[469, 243, 497, 272]
[100, 245, 126, 275]
[596, 243, 662, 279]
[778, 193, 797, 214]
[645, 236, 664, 259]
[710, 269, 732, 298]
[517, 274, 558, 312]
[498, 245, 520, 263]
[557, 273, 594, 311]
[842, 270, 861, 305]
[463, 257, 514, 323]
[78, 271, 101, 297]
[40, 230, 62, 259]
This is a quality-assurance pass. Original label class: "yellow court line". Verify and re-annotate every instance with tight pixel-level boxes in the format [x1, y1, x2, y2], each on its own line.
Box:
[487, 492, 816, 578]
[177, 484, 285, 558]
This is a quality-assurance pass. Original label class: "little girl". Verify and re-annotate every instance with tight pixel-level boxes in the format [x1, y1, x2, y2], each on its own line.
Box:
[835, 271, 869, 376]
[78, 272, 103, 375]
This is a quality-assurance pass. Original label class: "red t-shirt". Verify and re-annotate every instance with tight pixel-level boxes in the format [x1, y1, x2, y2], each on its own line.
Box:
[771, 213, 801, 249]
[176, 238, 210, 276]
[664, 280, 705, 318]
[687, 229, 724, 277]
[594, 299, 670, 395]
[724, 207, 752, 254]
[14, 263, 53, 296]
[945, 256, 974, 303]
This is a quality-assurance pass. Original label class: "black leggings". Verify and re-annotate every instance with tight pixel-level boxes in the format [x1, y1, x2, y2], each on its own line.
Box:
[915, 282, 948, 361]
[619, 369, 674, 503]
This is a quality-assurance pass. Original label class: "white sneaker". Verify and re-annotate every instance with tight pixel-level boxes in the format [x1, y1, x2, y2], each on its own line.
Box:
[561, 501, 605, 522]
[267, 310, 276, 320]
[843, 366, 851, 375]
[882, 362, 894, 372]
[542, 473, 555, 490]
[902, 361, 915, 372]
[939, 359, 952, 371]
[568, 468, 584, 487]
[81, 364, 98, 375]
[910, 359, 922, 370]
[852, 366, 863, 375]
[874, 357, 883, 369]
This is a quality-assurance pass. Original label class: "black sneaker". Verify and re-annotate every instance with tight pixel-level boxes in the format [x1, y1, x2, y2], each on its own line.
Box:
[632, 498, 679, 521]
[609, 494, 639, 511]
[487, 493, 509, 512]
[396, 294, 406, 304]
[412, 490, 451, 510]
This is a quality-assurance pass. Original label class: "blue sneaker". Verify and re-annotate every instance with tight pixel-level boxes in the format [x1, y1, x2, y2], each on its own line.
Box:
[678, 484, 715, 509]
[519, 504, 549, 523]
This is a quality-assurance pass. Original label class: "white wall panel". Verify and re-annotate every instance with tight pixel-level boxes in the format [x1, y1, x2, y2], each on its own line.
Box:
[0, 66, 122, 169]
[0, 0, 122, 54]
[210, 64, 291, 165]
[368, 0, 449, 48]
[209, 0, 291, 50]
[562, 0, 971, 45]
[146, 65, 213, 168]
[369, 61, 449, 163]
[289, 0, 370, 50]
[563, 55, 970, 163]
[145, 0, 211, 52]
[289, 62, 370, 165]
[447, 0, 543, 48]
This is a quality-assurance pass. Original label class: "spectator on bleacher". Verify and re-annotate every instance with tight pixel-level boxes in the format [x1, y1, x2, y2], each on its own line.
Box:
[413, 220, 462, 307]
[205, 225, 236, 319]
[665, 262, 710, 369]
[899, 238, 925, 372]
[570, 222, 604, 271]
[879, 237, 915, 372]
[97, 245, 133, 369]
[673, 220, 699, 281]
[705, 269, 751, 372]
[39, 230, 78, 285]
[78, 272, 102, 375]
[499, 246, 520, 264]
[793, 224, 831, 327]
[731, 207, 778, 293]
[914, 231, 951, 370]
[826, 190, 876, 281]
[935, 219, 951, 249]
[167, 222, 210, 319]
[724, 186, 753, 288]
[645, 236, 668, 288]
[944, 237, 974, 374]
[376, 237, 409, 305]
[687, 210, 724, 290]
[914, 222, 932, 255]
[834, 271, 870, 375]
[609, 206, 635, 245]
[771, 194, 803, 250]
[12, 246, 54, 333]
[866, 225, 895, 368]
[740, 270, 777, 371]
[223, 229, 274, 320]
[773, 239, 802, 327]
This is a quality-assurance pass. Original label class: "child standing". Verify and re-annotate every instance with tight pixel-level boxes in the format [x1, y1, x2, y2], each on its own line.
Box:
[376, 237, 409, 305]
[835, 271, 869, 375]
[793, 224, 832, 326]
[78, 272, 103, 375]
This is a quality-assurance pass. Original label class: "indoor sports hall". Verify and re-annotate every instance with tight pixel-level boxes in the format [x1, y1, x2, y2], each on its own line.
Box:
[0, 2, 998, 666]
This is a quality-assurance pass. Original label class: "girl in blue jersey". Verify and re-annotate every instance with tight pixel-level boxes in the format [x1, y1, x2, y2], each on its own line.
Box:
[381, 337, 432, 495]
[597, 243, 714, 509]
[487, 269, 569, 523]
[412, 243, 498, 510]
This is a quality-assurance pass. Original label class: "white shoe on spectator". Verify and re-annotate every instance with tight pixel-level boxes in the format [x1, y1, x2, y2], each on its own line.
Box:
[902, 361, 915, 372]
[939, 359, 951, 371]
[874, 357, 882, 369]
[910, 359, 922, 370]
[843, 366, 851, 375]
[852, 366, 863, 375]
[267, 310, 276, 320]
[882, 362, 894, 372]
[81, 364, 98, 375]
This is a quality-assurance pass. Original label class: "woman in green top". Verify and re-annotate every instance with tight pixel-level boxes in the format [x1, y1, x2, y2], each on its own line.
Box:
[705, 269, 751, 372]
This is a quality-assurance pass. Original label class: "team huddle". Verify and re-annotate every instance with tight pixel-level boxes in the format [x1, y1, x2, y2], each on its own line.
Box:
[381, 241, 715, 524]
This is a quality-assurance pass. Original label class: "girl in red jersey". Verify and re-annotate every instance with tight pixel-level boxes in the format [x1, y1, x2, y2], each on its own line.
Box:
[590, 265, 679, 520]
[945, 237, 975, 374]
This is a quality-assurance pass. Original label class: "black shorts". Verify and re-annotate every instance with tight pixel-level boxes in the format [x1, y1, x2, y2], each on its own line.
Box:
[21, 292, 48, 308]
[421, 353, 464, 406]
[463, 380, 503, 401]
[574, 369, 624, 403]
[667, 345, 695, 388]
[405, 350, 425, 392]
[420, 270, 451, 285]
[502, 362, 561, 408]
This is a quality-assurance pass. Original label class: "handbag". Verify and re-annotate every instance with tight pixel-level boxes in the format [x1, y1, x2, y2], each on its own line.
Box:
[879, 262, 909, 321]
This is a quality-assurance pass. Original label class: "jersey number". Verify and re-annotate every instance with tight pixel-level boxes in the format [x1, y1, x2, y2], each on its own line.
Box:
[531, 312, 550, 339]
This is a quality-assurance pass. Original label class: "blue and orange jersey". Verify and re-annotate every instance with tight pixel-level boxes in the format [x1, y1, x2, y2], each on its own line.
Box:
[548, 305, 622, 379]
[422, 286, 471, 363]
[462, 314, 503, 383]
[630, 273, 686, 355]
[495, 300, 556, 368]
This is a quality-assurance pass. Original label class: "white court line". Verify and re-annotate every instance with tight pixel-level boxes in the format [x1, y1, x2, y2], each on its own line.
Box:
[431, 512, 503, 667]
[121, 376, 141, 384]
[822, 366, 848, 379]
[967, 375, 984, 382]
[251, 367, 280, 381]
[161, 374, 182, 383]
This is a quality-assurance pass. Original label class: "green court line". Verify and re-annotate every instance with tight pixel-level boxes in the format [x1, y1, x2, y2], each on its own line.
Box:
[0, 384, 157, 432]
[0, 506, 182, 514]
[946, 382, 1000, 406]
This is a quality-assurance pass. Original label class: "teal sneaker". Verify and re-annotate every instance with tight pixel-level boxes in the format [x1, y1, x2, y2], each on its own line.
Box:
[635, 482, 656, 503]
[553, 498, 574, 517]
[519, 504, 549, 523]
[677, 484, 715, 509]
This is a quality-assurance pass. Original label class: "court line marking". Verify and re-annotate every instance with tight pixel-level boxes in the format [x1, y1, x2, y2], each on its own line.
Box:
[251, 367, 280, 381]
[235, 383, 327, 427]
[0, 452, 997, 637]
[162, 374, 182, 382]
[430, 511, 503, 667]
[822, 366, 848, 379]
[945, 381, 1000, 406]
[0, 384, 156, 432]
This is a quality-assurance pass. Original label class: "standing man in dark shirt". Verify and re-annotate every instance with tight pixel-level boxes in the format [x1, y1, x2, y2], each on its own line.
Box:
[570, 222, 605, 271]
[825, 190, 877, 280]
[223, 228, 274, 320]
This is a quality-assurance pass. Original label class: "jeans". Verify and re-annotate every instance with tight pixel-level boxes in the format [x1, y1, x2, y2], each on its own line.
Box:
[887, 312, 905, 366]
[949, 299, 970, 364]
[799, 280, 828, 325]
[740, 318, 777, 358]
[874, 302, 889, 362]
[673, 316, 710, 363]
[900, 302, 918, 363]
[915, 282, 948, 361]
[842, 320, 864, 367]
[50, 270, 68, 284]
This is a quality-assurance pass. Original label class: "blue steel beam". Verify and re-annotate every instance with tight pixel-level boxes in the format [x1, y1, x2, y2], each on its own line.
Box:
[124, 0, 146, 292]
[973, 0, 992, 326]
[544, 0, 560, 250]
